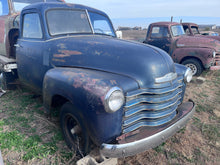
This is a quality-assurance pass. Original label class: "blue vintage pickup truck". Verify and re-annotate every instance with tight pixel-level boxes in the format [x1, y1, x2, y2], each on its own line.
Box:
[0, 0, 195, 158]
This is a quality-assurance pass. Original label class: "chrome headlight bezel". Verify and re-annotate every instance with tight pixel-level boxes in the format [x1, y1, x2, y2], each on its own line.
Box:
[184, 68, 193, 83]
[104, 87, 124, 113]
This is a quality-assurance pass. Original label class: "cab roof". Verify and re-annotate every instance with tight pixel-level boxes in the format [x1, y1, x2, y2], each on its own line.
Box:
[22, 2, 108, 17]
[181, 22, 199, 27]
[150, 22, 180, 27]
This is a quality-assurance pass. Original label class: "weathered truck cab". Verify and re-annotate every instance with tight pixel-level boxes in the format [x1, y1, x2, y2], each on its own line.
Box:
[1, 2, 195, 158]
[0, 0, 63, 88]
[182, 22, 220, 64]
[143, 22, 220, 76]
[182, 22, 220, 41]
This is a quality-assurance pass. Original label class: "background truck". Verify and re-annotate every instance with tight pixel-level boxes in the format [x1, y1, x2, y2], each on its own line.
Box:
[143, 22, 220, 76]
[181, 22, 220, 41]
[0, 1, 195, 158]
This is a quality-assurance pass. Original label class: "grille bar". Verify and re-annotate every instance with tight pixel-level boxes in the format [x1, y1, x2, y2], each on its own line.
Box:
[123, 103, 178, 126]
[125, 88, 182, 108]
[123, 111, 177, 133]
[125, 94, 182, 116]
[126, 83, 182, 98]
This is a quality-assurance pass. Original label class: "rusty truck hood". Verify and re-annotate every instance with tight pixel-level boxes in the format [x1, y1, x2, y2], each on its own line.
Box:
[49, 35, 175, 88]
[200, 35, 220, 42]
[176, 36, 220, 51]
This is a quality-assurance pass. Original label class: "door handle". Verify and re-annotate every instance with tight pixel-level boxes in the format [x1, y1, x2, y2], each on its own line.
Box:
[14, 44, 22, 48]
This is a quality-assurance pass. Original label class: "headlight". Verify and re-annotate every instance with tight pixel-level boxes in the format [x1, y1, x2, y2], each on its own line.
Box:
[184, 68, 193, 83]
[105, 87, 124, 113]
[213, 51, 216, 58]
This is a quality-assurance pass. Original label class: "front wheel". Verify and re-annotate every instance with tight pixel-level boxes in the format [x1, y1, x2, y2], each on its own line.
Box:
[182, 59, 203, 76]
[60, 102, 90, 157]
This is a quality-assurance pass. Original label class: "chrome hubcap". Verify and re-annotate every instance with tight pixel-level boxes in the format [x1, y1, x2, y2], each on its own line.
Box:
[185, 64, 197, 75]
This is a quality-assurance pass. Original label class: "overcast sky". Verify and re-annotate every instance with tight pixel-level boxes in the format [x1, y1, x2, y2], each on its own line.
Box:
[65, 0, 220, 19]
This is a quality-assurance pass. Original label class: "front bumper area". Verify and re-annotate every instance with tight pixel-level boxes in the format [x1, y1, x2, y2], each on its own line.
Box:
[100, 101, 195, 158]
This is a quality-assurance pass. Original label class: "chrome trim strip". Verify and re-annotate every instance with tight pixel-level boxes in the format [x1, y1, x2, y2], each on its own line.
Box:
[152, 76, 183, 89]
[85, 9, 95, 34]
[100, 103, 195, 158]
[155, 72, 177, 84]
[126, 83, 183, 97]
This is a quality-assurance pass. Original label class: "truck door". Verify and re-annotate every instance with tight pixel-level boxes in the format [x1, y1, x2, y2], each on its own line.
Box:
[147, 26, 171, 54]
[16, 12, 49, 93]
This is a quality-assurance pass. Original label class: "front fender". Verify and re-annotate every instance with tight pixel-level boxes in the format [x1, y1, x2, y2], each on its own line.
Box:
[172, 48, 214, 67]
[43, 67, 138, 145]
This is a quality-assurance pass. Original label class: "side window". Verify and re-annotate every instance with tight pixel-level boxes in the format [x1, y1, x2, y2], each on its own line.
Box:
[0, 1, 2, 15]
[93, 20, 111, 34]
[151, 26, 169, 38]
[191, 27, 199, 34]
[0, 0, 9, 16]
[89, 12, 115, 36]
[185, 28, 190, 35]
[22, 13, 42, 39]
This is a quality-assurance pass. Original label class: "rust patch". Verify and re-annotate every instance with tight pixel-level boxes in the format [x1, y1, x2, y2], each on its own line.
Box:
[53, 50, 82, 58]
[51, 58, 65, 62]
[60, 50, 82, 55]
[53, 54, 69, 58]
[110, 80, 117, 85]
[62, 70, 109, 100]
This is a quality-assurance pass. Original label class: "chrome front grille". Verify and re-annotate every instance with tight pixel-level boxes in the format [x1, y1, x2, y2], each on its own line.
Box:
[215, 52, 220, 65]
[122, 74, 184, 134]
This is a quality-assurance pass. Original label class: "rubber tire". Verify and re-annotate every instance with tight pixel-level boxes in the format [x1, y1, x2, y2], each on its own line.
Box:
[0, 71, 18, 90]
[182, 59, 203, 76]
[60, 102, 90, 157]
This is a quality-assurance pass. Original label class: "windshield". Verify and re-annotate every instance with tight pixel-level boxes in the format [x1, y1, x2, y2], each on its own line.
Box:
[12, 0, 63, 12]
[46, 9, 115, 37]
[47, 9, 92, 35]
[171, 25, 185, 37]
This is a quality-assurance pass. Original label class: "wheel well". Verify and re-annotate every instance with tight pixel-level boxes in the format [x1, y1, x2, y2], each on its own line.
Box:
[51, 95, 69, 109]
[180, 56, 204, 68]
